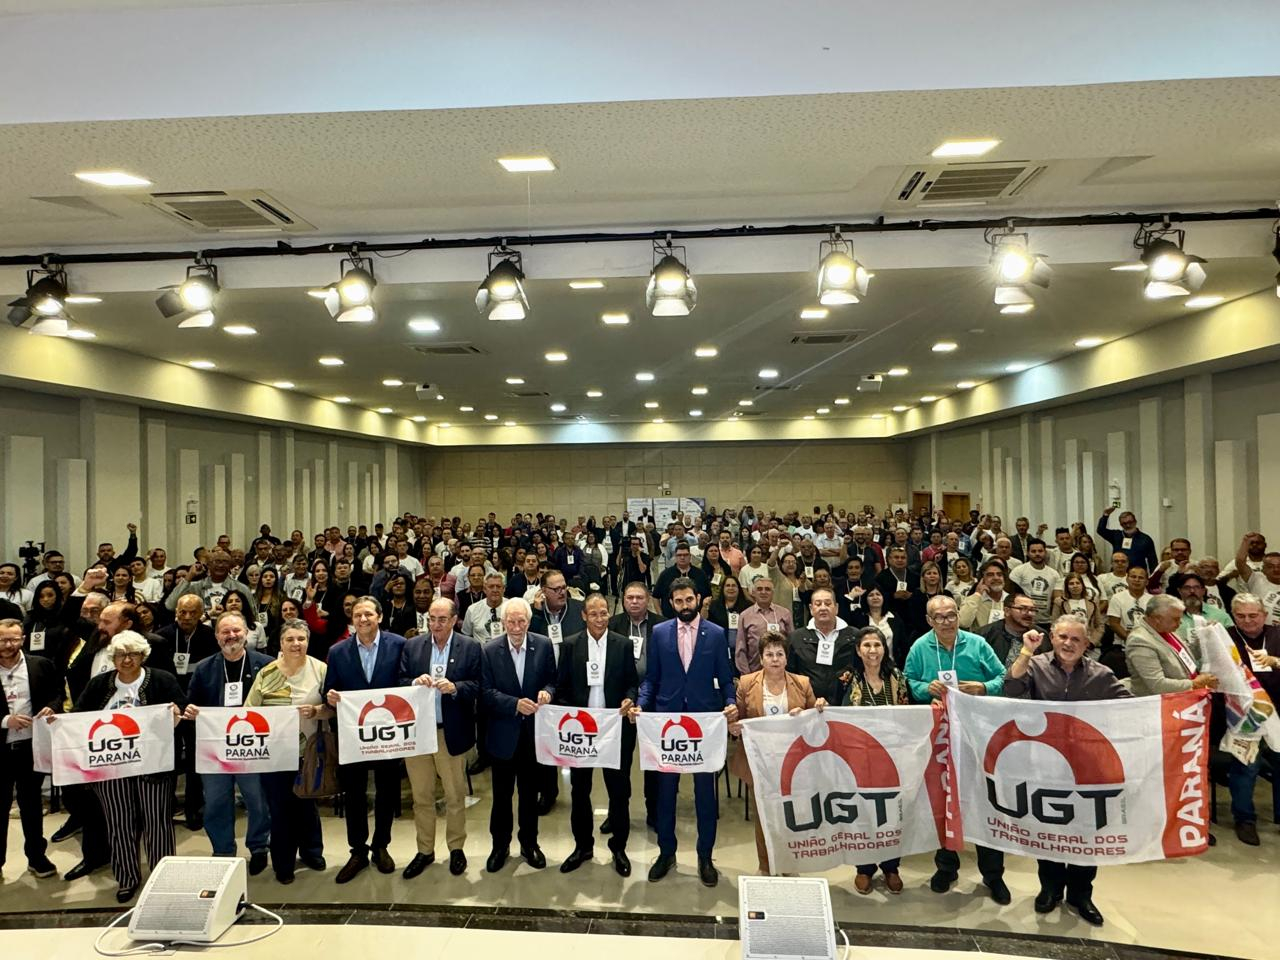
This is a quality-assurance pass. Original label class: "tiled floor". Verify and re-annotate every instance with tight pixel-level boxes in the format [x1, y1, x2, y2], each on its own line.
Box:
[2, 765, 1275, 959]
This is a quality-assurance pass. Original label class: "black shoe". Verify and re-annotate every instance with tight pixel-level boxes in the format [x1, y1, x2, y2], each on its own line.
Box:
[1034, 889, 1062, 913]
[520, 844, 546, 869]
[65, 860, 107, 882]
[184, 815, 203, 831]
[1067, 897, 1105, 926]
[486, 847, 509, 873]
[116, 885, 138, 904]
[612, 850, 631, 877]
[276, 871, 295, 885]
[698, 857, 718, 887]
[402, 853, 434, 879]
[371, 848, 395, 874]
[467, 758, 490, 776]
[648, 853, 676, 882]
[1236, 821, 1261, 846]
[248, 851, 269, 876]
[335, 853, 369, 884]
[299, 854, 326, 872]
[28, 857, 58, 879]
[929, 869, 957, 893]
[559, 848, 592, 873]
[51, 820, 81, 843]
[600, 818, 613, 835]
[985, 878, 1012, 905]
[449, 850, 467, 876]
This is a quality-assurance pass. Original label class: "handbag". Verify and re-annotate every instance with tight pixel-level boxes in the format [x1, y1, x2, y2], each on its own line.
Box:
[293, 726, 340, 799]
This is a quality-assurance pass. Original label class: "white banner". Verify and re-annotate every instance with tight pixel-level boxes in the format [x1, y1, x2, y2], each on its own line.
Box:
[534, 705, 623, 769]
[947, 690, 1211, 865]
[637, 712, 727, 773]
[742, 707, 948, 873]
[335, 685, 437, 765]
[195, 706, 301, 775]
[33, 716, 53, 774]
[50, 705, 175, 786]
[1197, 619, 1280, 762]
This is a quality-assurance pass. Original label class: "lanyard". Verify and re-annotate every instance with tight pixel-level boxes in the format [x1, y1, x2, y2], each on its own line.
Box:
[177, 628, 195, 657]
[222, 656, 248, 685]
[934, 637, 959, 676]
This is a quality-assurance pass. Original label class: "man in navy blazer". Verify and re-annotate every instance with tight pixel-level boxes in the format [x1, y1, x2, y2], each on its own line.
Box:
[479, 597, 557, 873]
[322, 596, 407, 884]
[634, 576, 737, 887]
[398, 597, 481, 879]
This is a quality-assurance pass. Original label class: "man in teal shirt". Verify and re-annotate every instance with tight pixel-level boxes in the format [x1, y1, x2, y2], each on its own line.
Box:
[1170, 572, 1232, 636]
[902, 595, 1010, 904]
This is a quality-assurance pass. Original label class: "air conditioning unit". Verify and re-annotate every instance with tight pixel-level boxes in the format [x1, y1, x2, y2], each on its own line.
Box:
[739, 875, 836, 960]
[857, 375, 883, 393]
[135, 190, 315, 234]
[129, 856, 246, 943]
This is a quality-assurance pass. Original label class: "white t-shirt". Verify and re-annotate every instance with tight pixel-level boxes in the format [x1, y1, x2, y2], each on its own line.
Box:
[398, 556, 425, 579]
[1010, 564, 1062, 621]
[1047, 548, 1076, 576]
[740, 563, 770, 591]
[762, 685, 789, 717]
[1245, 572, 1280, 624]
[133, 578, 162, 603]
[108, 670, 145, 710]
[1106, 592, 1151, 636]
[1097, 572, 1130, 598]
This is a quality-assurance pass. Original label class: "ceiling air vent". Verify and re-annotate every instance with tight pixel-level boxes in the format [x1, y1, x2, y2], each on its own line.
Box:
[134, 190, 316, 233]
[411, 342, 487, 357]
[755, 383, 797, 391]
[789, 330, 861, 346]
[735, 409, 765, 417]
[506, 390, 551, 399]
[888, 162, 1045, 209]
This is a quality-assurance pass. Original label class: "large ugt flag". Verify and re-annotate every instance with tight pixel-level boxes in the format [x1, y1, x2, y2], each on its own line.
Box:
[49, 706, 176, 786]
[533, 705, 623, 769]
[946, 690, 1211, 865]
[335, 686, 436, 765]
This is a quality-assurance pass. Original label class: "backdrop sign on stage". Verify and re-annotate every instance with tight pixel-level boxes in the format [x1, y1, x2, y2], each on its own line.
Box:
[195, 706, 301, 775]
[335, 686, 437, 765]
[947, 690, 1211, 865]
[48, 706, 176, 786]
[742, 707, 948, 873]
[533, 705, 623, 769]
[637, 712, 727, 773]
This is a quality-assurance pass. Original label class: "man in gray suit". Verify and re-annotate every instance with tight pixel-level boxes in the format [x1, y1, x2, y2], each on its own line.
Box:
[1125, 595, 1219, 696]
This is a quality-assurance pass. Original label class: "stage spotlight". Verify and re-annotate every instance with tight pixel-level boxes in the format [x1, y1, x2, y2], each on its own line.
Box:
[476, 245, 529, 321]
[158, 261, 221, 327]
[319, 251, 377, 322]
[986, 228, 1050, 306]
[1134, 225, 1206, 299]
[817, 231, 870, 305]
[8, 266, 73, 334]
[646, 236, 696, 317]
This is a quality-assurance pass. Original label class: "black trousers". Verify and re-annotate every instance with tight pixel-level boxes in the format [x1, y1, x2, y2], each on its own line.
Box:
[336, 759, 400, 856]
[0, 742, 48, 867]
[540, 760, 560, 804]
[643, 769, 659, 823]
[262, 769, 323, 875]
[489, 730, 540, 851]
[1037, 859, 1097, 900]
[569, 739, 633, 853]
[935, 844, 1004, 883]
[175, 719, 203, 819]
[63, 783, 109, 866]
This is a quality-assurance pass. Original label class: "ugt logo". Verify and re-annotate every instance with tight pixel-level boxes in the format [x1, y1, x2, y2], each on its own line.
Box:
[224, 711, 272, 759]
[86, 713, 142, 767]
[557, 711, 600, 757]
[660, 715, 703, 753]
[357, 694, 417, 742]
[984, 713, 1125, 828]
[780, 721, 901, 831]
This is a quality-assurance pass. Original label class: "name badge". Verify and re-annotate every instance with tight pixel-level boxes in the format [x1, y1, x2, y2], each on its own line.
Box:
[712, 572, 723, 586]
[1171, 644, 1198, 676]
[174, 652, 191, 675]
[805, 565, 815, 579]
[566, 556, 576, 566]
[257, 612, 268, 627]
[713, 677, 720, 690]
[1249, 650, 1272, 673]
[766, 622, 779, 633]
[432, 663, 446, 680]
[816, 639, 835, 666]
[766, 701, 784, 716]
[632, 633, 643, 659]
[417, 613, 429, 630]
[548, 623, 563, 643]
[988, 606, 1004, 624]
[30, 629, 45, 652]
[1121, 537, 1133, 550]
[224, 681, 243, 707]
[587, 660, 603, 687]
[896, 580, 908, 593]
[727, 612, 739, 630]
[937, 669, 958, 688]
[488, 620, 503, 638]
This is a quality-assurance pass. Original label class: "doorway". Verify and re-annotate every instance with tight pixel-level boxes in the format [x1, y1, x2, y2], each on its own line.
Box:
[911, 491, 932, 517]
[942, 492, 971, 522]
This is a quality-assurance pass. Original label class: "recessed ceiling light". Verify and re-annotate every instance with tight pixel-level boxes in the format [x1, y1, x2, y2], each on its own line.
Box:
[411, 415, 427, 423]
[644, 401, 660, 409]
[318, 356, 344, 366]
[738, 399, 754, 407]
[920, 395, 939, 402]
[931, 341, 958, 352]
[816, 407, 831, 414]
[803, 415, 816, 421]
[549, 402, 567, 413]
[503, 420, 517, 427]
[74, 170, 151, 187]
[1074, 337, 1103, 348]
[66, 328, 96, 339]
[223, 324, 257, 336]
[459, 405, 474, 412]
[651, 418, 664, 424]
[892, 404, 910, 412]
[438, 422, 452, 428]
[376, 407, 393, 414]
[435, 394, 445, 401]
[601, 312, 630, 325]
[188, 360, 215, 369]
[690, 386, 709, 396]
[545, 350, 568, 362]
[635, 371, 655, 382]
[332, 395, 351, 403]
[1184, 295, 1225, 308]
[1110, 263, 1147, 272]
[930, 138, 1000, 158]
[834, 397, 850, 405]
[871, 413, 885, 419]
[1006, 362, 1029, 372]
[694, 346, 718, 358]
[505, 376, 525, 385]
[689, 409, 703, 417]
[272, 380, 294, 389]
[408, 317, 440, 333]
[800, 307, 829, 320]
[65, 295, 102, 305]
[956, 380, 977, 389]
[382, 378, 404, 387]
[497, 156, 556, 172]
[484, 414, 498, 421]
[1000, 303, 1035, 315]
[569, 279, 604, 290]
[585, 389, 604, 398]
[887, 367, 909, 377]
[758, 367, 779, 379]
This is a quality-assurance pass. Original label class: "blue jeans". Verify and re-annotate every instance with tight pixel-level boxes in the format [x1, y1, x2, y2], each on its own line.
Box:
[202, 773, 270, 856]
[1227, 747, 1279, 825]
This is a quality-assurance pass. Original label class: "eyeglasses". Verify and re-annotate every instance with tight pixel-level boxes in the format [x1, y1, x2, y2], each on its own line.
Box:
[1011, 605, 1038, 614]
[929, 613, 959, 623]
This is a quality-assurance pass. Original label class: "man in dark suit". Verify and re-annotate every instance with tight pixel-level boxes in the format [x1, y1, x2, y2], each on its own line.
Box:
[398, 597, 481, 879]
[634, 577, 737, 887]
[479, 597, 557, 872]
[322, 596, 408, 884]
[608, 581, 664, 829]
[0, 619, 61, 879]
[528, 569, 582, 812]
[556, 594, 639, 877]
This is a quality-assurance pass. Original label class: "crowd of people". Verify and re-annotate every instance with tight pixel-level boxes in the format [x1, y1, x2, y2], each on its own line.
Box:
[1, 504, 1277, 928]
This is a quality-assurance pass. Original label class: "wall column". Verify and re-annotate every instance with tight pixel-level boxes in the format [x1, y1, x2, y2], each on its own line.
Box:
[79, 399, 141, 544]
[1139, 398, 1164, 547]
[1018, 414, 1034, 523]
[143, 419, 168, 552]
[1258, 413, 1280, 541]
[257, 430, 273, 534]
[55, 459, 88, 571]
[1184, 375, 1215, 555]
[1215, 440, 1248, 554]
[1038, 416, 1056, 526]
[3, 436, 45, 549]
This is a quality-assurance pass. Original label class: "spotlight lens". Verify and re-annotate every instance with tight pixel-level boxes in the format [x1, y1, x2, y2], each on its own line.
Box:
[1149, 252, 1186, 282]
[31, 295, 64, 316]
[179, 278, 216, 311]
[998, 248, 1033, 282]
[490, 278, 518, 298]
[824, 261, 853, 286]
[339, 276, 371, 305]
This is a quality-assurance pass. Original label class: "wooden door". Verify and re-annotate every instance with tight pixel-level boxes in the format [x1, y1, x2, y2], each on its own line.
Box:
[911, 491, 933, 517]
[942, 492, 971, 522]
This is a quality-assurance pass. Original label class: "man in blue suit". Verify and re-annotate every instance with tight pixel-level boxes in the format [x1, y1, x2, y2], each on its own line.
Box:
[322, 596, 407, 884]
[479, 597, 557, 873]
[634, 576, 737, 887]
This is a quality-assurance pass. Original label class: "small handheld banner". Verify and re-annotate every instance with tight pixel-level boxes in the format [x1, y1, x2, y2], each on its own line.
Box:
[636, 711, 727, 773]
[32, 716, 53, 774]
[533, 705, 623, 769]
[335, 685, 437, 765]
[50, 705, 175, 786]
[195, 706, 301, 775]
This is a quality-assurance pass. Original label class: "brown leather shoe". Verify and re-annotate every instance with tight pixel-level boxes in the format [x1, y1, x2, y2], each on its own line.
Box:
[884, 872, 903, 894]
[854, 873, 872, 895]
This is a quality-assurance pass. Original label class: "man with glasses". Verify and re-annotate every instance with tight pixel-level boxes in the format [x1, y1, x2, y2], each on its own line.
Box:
[976, 594, 1047, 666]
[902, 595, 1009, 904]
